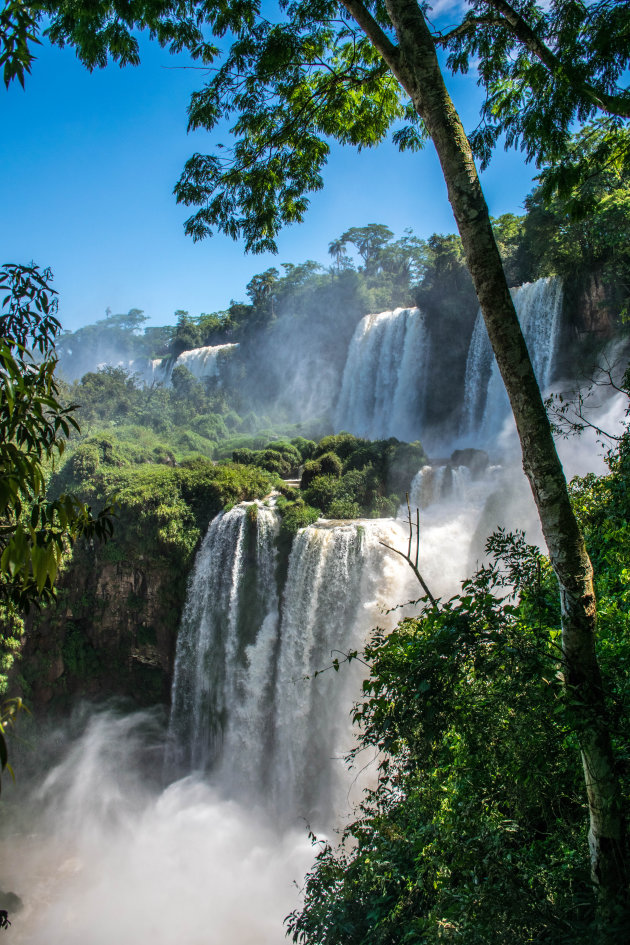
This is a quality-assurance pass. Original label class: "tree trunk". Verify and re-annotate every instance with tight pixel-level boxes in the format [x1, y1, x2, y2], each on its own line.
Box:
[342, 0, 628, 932]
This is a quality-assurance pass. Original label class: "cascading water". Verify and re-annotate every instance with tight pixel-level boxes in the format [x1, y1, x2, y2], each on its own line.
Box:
[99, 344, 240, 387]
[461, 277, 563, 441]
[335, 307, 430, 441]
[270, 519, 411, 822]
[171, 343, 239, 382]
[166, 501, 281, 784]
[167, 503, 414, 825]
[408, 464, 473, 509]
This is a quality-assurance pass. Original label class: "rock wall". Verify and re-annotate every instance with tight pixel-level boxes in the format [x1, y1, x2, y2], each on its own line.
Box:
[21, 546, 185, 709]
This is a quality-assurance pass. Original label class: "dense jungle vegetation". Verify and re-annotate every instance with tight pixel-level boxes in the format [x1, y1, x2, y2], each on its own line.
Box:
[287, 421, 630, 945]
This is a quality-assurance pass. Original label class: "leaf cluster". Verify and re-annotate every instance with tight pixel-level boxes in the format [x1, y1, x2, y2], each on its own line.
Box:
[0, 264, 113, 612]
[442, 0, 630, 170]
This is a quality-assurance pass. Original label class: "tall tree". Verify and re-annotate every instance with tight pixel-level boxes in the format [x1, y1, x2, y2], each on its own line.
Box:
[337, 224, 394, 270]
[171, 2, 628, 929]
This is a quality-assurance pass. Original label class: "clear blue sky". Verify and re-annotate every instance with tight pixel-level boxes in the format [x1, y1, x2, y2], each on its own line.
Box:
[1, 15, 539, 332]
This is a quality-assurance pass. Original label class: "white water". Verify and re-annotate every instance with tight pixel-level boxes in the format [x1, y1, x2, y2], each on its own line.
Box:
[166, 501, 281, 782]
[461, 277, 564, 441]
[171, 343, 239, 383]
[335, 307, 430, 441]
[96, 344, 239, 386]
[168, 505, 415, 826]
[1, 710, 315, 945]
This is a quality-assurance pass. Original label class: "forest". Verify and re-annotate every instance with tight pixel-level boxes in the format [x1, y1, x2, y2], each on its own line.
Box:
[2, 0, 630, 944]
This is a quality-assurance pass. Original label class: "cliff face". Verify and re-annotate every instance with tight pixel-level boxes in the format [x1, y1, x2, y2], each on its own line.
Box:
[21, 546, 186, 709]
[15, 460, 279, 711]
[574, 272, 615, 337]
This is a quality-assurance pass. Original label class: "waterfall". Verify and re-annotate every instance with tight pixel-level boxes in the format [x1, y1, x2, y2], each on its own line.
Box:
[94, 344, 239, 387]
[408, 464, 472, 509]
[461, 277, 563, 440]
[171, 343, 238, 382]
[167, 507, 412, 824]
[335, 307, 430, 441]
[166, 501, 281, 781]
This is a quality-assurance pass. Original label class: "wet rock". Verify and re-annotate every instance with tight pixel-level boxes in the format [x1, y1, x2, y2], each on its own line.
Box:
[449, 448, 489, 477]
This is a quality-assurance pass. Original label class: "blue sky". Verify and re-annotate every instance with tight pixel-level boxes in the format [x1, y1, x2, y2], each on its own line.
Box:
[1, 20, 539, 332]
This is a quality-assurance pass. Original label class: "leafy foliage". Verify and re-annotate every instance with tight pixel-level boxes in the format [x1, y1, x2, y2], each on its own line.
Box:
[288, 470, 630, 942]
[442, 0, 630, 170]
[0, 264, 113, 611]
[0, 0, 39, 87]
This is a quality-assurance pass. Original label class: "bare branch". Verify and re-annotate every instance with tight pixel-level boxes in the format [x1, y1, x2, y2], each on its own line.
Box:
[380, 496, 437, 606]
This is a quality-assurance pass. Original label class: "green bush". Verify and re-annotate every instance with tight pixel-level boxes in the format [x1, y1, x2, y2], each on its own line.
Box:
[291, 437, 317, 461]
[256, 449, 293, 477]
[232, 448, 255, 465]
[303, 474, 342, 514]
[301, 458, 324, 489]
[315, 432, 364, 460]
[278, 499, 321, 537]
[327, 497, 361, 519]
[317, 451, 343, 477]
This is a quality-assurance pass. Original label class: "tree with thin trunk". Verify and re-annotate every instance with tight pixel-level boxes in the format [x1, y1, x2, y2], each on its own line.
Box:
[171, 3, 629, 930]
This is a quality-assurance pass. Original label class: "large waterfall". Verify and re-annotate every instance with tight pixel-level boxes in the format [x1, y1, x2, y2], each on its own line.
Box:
[166, 502, 414, 825]
[335, 307, 430, 441]
[461, 277, 564, 440]
[167, 501, 281, 782]
[2, 277, 582, 945]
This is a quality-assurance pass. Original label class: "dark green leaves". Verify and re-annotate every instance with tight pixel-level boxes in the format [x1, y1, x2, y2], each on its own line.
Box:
[0, 264, 114, 611]
[174, 12, 413, 252]
[0, 0, 40, 87]
[441, 0, 630, 168]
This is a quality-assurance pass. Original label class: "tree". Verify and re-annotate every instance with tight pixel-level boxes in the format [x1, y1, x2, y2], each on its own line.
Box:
[245, 266, 279, 318]
[327, 237, 349, 272]
[437, 0, 630, 168]
[171, 310, 202, 356]
[171, 3, 629, 927]
[0, 264, 113, 612]
[336, 224, 394, 270]
[3, 0, 630, 929]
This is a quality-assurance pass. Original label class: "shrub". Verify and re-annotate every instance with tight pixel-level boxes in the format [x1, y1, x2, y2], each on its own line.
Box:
[233, 448, 255, 465]
[278, 499, 320, 537]
[328, 497, 361, 519]
[303, 474, 342, 513]
[291, 437, 317, 461]
[314, 432, 364, 460]
[318, 451, 343, 477]
[243, 449, 290, 477]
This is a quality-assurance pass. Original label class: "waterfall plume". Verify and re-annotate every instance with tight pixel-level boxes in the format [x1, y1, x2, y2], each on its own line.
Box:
[335, 307, 430, 441]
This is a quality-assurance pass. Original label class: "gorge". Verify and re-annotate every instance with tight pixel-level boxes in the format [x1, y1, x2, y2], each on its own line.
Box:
[1, 274, 623, 943]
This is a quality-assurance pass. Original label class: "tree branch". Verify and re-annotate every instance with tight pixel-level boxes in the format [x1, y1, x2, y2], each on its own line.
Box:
[436, 14, 506, 43]
[338, 0, 401, 72]
[379, 494, 437, 606]
[463, 0, 630, 118]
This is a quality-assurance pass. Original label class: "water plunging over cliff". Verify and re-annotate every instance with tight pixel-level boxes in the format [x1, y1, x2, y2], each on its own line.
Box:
[461, 277, 563, 441]
[167, 504, 413, 824]
[166, 501, 280, 782]
[102, 344, 240, 386]
[335, 308, 430, 441]
[171, 344, 238, 382]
